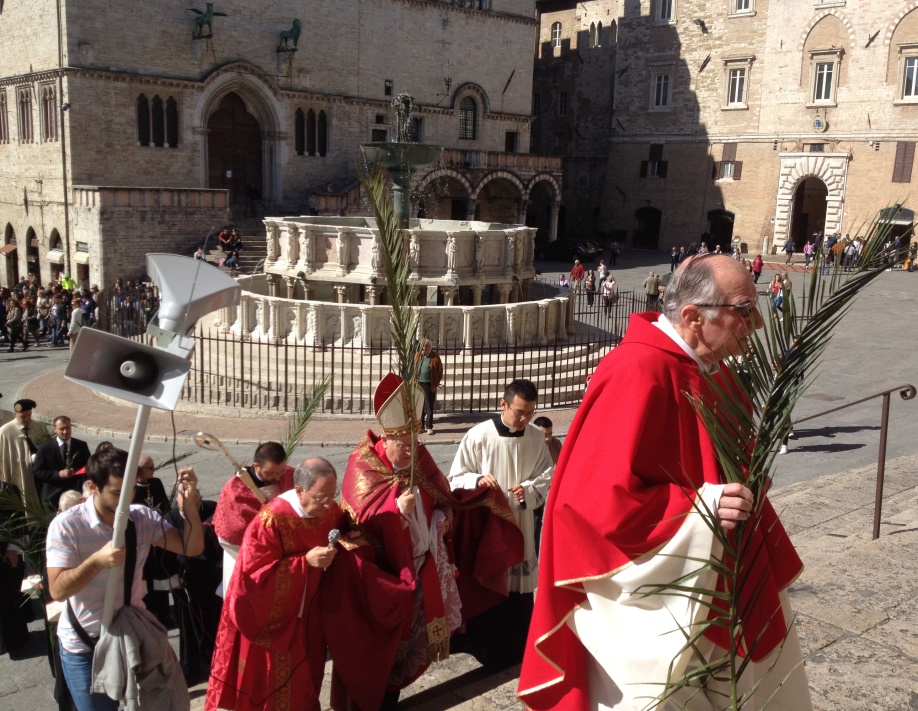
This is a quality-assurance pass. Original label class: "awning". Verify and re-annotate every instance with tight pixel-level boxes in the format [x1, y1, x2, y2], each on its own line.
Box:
[0, 244, 15, 254]
[46, 249, 65, 264]
[74, 252, 91, 264]
[878, 206, 914, 225]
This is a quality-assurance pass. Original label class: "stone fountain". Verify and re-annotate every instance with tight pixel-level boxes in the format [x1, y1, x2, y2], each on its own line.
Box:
[219, 92, 573, 350]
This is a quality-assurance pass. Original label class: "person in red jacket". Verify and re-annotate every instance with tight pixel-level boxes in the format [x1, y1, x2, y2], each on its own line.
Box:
[569, 259, 585, 294]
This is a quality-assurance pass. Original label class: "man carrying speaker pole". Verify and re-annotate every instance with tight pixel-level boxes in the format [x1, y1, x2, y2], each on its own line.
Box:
[211, 441, 295, 596]
[46, 446, 203, 711]
[205, 457, 340, 711]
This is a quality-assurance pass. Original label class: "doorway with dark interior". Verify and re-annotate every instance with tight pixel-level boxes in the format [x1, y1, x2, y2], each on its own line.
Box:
[790, 177, 828, 248]
[207, 93, 263, 211]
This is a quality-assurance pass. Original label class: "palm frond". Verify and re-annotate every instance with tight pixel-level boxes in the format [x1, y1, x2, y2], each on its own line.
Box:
[153, 449, 195, 472]
[285, 377, 331, 460]
[358, 156, 424, 487]
[0, 485, 53, 572]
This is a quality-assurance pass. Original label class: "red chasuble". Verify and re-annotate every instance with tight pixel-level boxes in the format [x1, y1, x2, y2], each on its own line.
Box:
[212, 466, 295, 546]
[324, 432, 524, 711]
[518, 313, 804, 710]
[206, 495, 339, 711]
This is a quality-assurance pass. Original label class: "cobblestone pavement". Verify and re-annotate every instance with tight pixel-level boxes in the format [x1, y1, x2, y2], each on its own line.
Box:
[1, 251, 916, 709]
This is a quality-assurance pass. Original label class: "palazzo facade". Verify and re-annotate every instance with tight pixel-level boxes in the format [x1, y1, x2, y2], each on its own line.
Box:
[535, 0, 918, 252]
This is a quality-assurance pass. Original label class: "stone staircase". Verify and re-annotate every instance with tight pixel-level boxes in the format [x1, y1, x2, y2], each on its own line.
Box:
[204, 217, 268, 276]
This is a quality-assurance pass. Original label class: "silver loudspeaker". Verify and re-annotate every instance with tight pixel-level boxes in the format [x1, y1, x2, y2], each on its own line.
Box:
[64, 329, 191, 411]
[146, 254, 241, 336]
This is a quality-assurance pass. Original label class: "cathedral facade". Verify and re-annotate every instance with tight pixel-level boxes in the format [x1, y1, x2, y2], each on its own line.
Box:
[0, 0, 561, 288]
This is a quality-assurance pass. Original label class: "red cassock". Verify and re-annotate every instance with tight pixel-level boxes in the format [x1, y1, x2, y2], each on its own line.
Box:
[517, 313, 804, 710]
[206, 495, 339, 711]
[212, 466, 296, 546]
[323, 432, 524, 711]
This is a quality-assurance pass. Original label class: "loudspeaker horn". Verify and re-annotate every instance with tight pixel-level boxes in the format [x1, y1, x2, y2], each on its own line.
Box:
[64, 329, 191, 411]
[146, 254, 241, 336]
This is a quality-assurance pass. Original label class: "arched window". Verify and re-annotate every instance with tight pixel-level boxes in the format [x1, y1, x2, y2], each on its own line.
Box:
[609, 20, 617, 44]
[136, 94, 150, 146]
[590, 23, 596, 48]
[317, 110, 328, 157]
[459, 97, 477, 140]
[294, 108, 305, 156]
[151, 95, 164, 147]
[306, 109, 316, 156]
[551, 22, 562, 48]
[596, 21, 603, 47]
[166, 97, 179, 147]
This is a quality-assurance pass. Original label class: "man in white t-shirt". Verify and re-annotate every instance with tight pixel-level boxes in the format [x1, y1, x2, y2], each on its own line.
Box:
[46, 447, 203, 710]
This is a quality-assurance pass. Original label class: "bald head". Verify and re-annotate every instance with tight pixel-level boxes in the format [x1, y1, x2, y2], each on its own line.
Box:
[666, 255, 763, 366]
[293, 457, 336, 491]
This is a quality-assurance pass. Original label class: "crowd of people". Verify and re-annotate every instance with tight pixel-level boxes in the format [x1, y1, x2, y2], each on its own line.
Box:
[0, 250, 834, 710]
[0, 274, 161, 350]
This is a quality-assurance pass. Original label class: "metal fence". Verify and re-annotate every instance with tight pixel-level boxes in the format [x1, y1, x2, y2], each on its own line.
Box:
[106, 288, 657, 415]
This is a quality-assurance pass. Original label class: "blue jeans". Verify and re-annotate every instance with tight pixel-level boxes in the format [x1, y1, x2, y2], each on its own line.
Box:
[60, 648, 119, 711]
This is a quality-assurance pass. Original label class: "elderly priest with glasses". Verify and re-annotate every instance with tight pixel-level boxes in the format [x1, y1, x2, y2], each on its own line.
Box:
[518, 254, 811, 710]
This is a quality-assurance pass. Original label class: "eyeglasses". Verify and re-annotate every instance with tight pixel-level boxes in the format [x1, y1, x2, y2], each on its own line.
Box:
[693, 301, 759, 318]
[505, 404, 537, 419]
[308, 492, 332, 504]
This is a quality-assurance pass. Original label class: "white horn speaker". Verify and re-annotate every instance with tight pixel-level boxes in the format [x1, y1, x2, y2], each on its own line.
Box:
[146, 254, 241, 336]
[64, 329, 191, 411]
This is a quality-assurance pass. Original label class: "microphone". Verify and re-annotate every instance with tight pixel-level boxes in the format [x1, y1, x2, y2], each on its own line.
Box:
[328, 529, 340, 548]
[518, 499, 527, 510]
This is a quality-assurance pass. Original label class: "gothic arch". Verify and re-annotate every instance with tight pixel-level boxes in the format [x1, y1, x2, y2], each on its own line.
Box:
[473, 170, 525, 200]
[885, 3, 918, 46]
[797, 10, 857, 52]
[449, 82, 491, 114]
[774, 153, 849, 247]
[525, 172, 561, 202]
[194, 64, 284, 204]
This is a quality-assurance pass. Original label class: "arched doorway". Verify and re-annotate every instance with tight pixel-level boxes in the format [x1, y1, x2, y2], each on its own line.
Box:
[790, 177, 828, 248]
[2, 225, 17, 285]
[476, 175, 524, 224]
[207, 93, 263, 208]
[416, 175, 472, 220]
[634, 207, 661, 250]
[707, 209, 735, 252]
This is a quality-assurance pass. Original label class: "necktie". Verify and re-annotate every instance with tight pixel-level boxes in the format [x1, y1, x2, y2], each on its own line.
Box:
[61, 441, 69, 466]
[22, 426, 37, 455]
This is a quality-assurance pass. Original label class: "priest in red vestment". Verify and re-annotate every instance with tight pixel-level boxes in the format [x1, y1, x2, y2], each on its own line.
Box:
[324, 374, 524, 711]
[212, 441, 295, 595]
[518, 255, 812, 710]
[206, 457, 339, 711]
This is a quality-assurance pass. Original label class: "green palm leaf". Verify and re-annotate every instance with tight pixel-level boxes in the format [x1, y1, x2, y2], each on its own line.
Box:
[284, 377, 331, 460]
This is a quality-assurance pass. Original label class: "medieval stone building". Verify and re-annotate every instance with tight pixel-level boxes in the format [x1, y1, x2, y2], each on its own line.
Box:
[0, 0, 561, 288]
[536, 0, 918, 252]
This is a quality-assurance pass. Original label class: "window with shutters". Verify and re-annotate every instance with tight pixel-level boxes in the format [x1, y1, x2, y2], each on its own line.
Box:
[712, 143, 742, 180]
[640, 143, 668, 179]
[892, 142, 915, 183]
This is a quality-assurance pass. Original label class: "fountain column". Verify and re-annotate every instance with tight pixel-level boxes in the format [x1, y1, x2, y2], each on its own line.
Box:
[366, 285, 379, 305]
[471, 285, 484, 306]
[441, 286, 458, 306]
[549, 201, 561, 242]
[497, 284, 512, 304]
[334, 285, 348, 304]
[285, 276, 297, 299]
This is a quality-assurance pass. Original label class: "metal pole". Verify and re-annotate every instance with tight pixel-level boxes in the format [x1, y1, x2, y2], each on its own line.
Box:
[872, 393, 891, 540]
[101, 404, 151, 633]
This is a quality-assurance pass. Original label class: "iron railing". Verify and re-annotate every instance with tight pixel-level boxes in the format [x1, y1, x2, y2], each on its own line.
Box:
[104, 288, 657, 415]
[793, 383, 917, 539]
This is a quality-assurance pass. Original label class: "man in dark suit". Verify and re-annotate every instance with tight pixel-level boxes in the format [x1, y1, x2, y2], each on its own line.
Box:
[31, 415, 91, 511]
